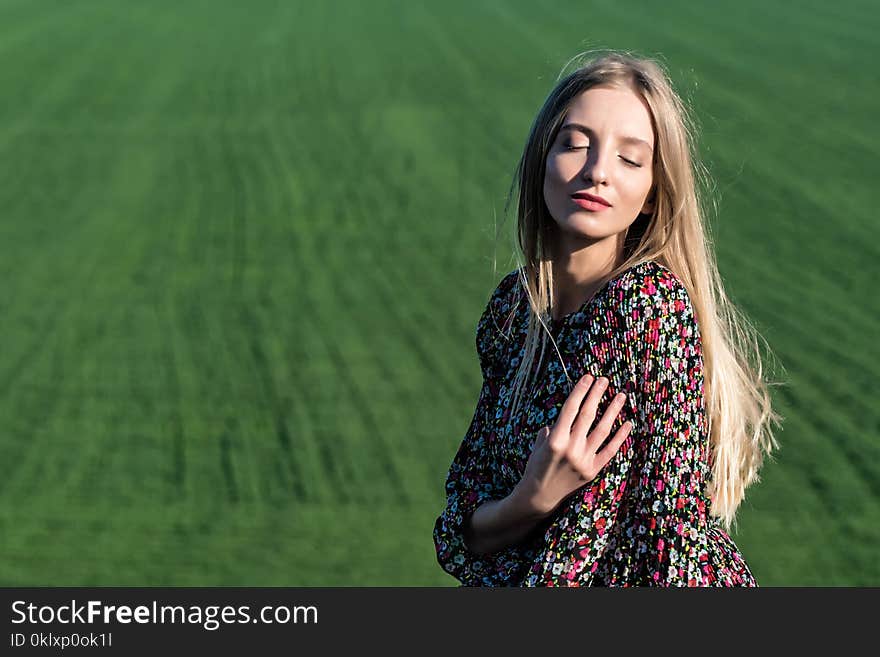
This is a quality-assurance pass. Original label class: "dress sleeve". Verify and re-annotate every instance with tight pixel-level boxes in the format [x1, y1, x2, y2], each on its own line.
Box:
[432, 272, 537, 586]
[612, 266, 715, 586]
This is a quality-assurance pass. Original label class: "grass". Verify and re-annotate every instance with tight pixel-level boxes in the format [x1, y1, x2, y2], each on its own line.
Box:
[0, 0, 877, 585]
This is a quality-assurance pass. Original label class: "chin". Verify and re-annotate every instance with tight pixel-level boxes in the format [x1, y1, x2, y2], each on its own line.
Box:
[555, 214, 622, 241]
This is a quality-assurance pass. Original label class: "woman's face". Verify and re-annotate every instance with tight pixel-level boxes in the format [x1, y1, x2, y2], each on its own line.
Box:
[543, 85, 656, 244]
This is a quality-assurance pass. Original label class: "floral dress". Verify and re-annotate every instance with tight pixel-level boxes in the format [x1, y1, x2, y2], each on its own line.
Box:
[432, 260, 757, 586]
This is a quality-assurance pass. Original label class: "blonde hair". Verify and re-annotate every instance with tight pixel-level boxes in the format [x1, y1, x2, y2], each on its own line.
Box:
[496, 49, 784, 532]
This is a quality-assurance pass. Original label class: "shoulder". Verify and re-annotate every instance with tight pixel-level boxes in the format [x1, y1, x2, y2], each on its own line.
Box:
[475, 268, 525, 380]
[479, 268, 524, 330]
[608, 260, 701, 363]
[611, 260, 695, 323]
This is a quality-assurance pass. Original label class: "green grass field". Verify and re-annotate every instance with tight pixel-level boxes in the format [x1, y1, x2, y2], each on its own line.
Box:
[0, 0, 877, 586]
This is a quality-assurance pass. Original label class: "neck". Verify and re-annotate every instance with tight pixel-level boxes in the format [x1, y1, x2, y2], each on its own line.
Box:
[550, 229, 626, 321]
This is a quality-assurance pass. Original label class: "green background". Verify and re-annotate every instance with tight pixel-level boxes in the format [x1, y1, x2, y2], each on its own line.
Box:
[1, 0, 877, 586]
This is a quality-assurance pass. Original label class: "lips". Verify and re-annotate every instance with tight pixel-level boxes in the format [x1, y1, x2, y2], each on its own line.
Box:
[571, 192, 611, 206]
[572, 197, 611, 212]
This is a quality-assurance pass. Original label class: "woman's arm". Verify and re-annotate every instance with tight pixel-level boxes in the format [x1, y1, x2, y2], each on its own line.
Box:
[468, 374, 632, 555]
[432, 379, 539, 585]
[432, 271, 538, 585]
[612, 267, 717, 586]
[462, 484, 549, 555]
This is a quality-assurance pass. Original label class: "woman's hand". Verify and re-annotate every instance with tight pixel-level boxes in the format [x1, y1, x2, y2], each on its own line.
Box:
[514, 374, 632, 518]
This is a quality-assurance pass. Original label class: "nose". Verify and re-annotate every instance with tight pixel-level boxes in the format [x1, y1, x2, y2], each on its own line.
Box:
[582, 147, 609, 186]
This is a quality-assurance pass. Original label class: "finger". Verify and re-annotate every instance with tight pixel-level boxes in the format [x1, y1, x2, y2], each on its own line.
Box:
[557, 374, 595, 429]
[569, 376, 610, 441]
[534, 426, 549, 447]
[583, 391, 628, 453]
[594, 421, 633, 466]
[575, 422, 631, 482]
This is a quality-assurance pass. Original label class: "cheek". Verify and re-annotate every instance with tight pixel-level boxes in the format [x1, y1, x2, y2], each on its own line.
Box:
[542, 174, 554, 213]
[622, 173, 653, 206]
[543, 155, 570, 195]
[542, 161, 557, 199]
[546, 151, 571, 178]
[543, 167, 569, 215]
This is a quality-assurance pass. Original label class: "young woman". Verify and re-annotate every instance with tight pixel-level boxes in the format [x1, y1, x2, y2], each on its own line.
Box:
[432, 51, 782, 586]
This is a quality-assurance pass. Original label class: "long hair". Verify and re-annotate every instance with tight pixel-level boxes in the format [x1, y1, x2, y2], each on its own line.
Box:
[497, 49, 783, 532]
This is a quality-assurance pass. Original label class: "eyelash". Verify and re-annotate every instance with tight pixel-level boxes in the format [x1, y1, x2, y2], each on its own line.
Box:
[563, 145, 641, 167]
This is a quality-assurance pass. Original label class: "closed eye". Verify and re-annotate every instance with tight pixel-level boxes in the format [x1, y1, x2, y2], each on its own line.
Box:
[563, 142, 643, 168]
[564, 145, 641, 167]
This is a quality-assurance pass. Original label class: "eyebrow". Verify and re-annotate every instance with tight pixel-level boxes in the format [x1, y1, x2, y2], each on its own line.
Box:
[559, 122, 654, 152]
